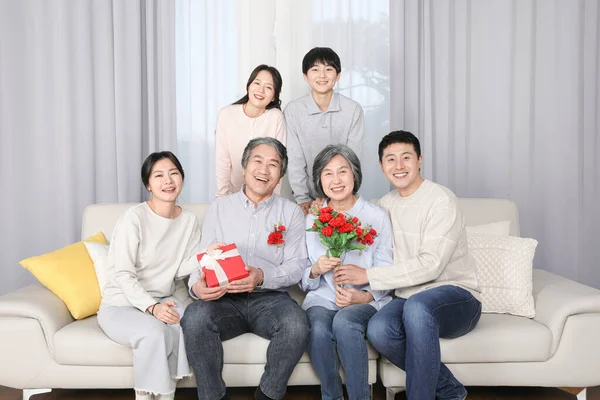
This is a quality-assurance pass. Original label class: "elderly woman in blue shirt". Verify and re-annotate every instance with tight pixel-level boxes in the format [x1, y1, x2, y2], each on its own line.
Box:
[300, 144, 393, 400]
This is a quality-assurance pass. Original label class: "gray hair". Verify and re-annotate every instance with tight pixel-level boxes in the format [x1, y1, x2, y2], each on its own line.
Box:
[312, 144, 362, 199]
[241, 137, 288, 177]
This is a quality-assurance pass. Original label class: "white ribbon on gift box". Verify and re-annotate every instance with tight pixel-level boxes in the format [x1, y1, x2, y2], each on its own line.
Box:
[199, 248, 241, 287]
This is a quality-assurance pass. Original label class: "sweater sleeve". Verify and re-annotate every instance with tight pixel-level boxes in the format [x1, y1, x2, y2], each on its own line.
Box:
[362, 211, 393, 302]
[284, 105, 312, 204]
[275, 110, 287, 146]
[367, 197, 462, 290]
[175, 216, 202, 279]
[215, 109, 233, 198]
[110, 213, 156, 312]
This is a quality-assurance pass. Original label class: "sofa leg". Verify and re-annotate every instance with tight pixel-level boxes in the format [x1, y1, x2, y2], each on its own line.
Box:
[559, 387, 587, 400]
[23, 389, 52, 400]
[386, 386, 405, 400]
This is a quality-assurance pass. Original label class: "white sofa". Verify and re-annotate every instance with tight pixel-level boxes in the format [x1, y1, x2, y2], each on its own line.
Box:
[1, 198, 600, 400]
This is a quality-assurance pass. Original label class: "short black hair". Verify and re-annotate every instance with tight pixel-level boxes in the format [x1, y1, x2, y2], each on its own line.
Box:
[378, 130, 422, 162]
[233, 64, 283, 110]
[302, 47, 341, 75]
[141, 151, 184, 188]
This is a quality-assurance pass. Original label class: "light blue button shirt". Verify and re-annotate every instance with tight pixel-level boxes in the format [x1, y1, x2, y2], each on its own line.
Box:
[300, 197, 393, 311]
[188, 189, 308, 298]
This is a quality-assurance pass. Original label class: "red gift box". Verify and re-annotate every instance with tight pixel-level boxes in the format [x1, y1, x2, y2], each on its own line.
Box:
[197, 243, 249, 288]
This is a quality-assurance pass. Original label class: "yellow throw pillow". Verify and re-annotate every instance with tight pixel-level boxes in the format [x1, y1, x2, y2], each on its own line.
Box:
[20, 232, 107, 319]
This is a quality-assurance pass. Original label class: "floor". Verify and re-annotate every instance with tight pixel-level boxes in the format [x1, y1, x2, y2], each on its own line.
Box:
[1, 384, 599, 400]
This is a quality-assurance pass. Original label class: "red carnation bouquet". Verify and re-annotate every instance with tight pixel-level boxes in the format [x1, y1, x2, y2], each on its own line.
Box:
[306, 206, 378, 258]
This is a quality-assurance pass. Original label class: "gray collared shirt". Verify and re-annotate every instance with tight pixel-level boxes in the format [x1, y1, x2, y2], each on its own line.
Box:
[188, 189, 308, 297]
[284, 92, 364, 203]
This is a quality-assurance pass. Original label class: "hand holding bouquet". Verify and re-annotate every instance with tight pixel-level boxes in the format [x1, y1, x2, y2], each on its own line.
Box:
[306, 206, 378, 258]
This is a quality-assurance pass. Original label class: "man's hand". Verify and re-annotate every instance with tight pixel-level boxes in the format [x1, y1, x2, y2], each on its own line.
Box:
[298, 201, 312, 215]
[309, 198, 326, 214]
[333, 264, 369, 285]
[227, 266, 263, 294]
[150, 301, 181, 324]
[310, 256, 340, 278]
[192, 271, 227, 301]
[335, 286, 374, 308]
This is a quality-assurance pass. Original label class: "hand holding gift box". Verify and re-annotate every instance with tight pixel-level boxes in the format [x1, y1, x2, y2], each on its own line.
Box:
[197, 243, 249, 288]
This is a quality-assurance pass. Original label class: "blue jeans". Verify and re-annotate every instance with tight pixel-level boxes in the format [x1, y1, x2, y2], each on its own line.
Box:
[367, 285, 481, 400]
[181, 292, 310, 400]
[306, 304, 377, 400]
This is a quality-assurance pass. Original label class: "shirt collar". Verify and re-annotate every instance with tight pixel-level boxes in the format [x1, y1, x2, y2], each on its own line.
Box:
[306, 92, 341, 115]
[323, 195, 364, 215]
[238, 185, 277, 209]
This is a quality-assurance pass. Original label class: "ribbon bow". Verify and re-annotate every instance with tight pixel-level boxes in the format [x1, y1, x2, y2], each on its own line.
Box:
[199, 247, 241, 287]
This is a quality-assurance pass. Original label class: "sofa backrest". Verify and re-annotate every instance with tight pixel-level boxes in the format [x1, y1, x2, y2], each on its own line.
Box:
[81, 198, 520, 241]
[81, 203, 210, 241]
[458, 198, 520, 236]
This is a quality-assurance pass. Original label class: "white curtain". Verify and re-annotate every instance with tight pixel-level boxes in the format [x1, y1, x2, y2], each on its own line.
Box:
[391, 0, 600, 287]
[0, 0, 177, 295]
[176, 0, 391, 202]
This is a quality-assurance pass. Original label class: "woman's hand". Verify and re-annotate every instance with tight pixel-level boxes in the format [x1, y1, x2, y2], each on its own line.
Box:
[335, 286, 374, 307]
[207, 242, 227, 252]
[310, 256, 341, 278]
[150, 301, 181, 324]
[333, 264, 369, 285]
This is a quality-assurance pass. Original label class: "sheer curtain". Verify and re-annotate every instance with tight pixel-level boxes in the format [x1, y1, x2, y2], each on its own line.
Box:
[0, 0, 177, 294]
[391, 0, 600, 287]
[176, 0, 391, 202]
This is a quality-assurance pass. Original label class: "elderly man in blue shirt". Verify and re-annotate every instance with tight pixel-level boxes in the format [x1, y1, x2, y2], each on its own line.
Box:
[181, 137, 310, 400]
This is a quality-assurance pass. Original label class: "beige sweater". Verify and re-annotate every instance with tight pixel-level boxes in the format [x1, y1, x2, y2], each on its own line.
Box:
[367, 179, 481, 300]
[101, 203, 201, 312]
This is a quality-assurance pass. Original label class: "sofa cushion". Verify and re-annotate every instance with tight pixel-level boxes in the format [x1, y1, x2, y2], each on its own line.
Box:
[83, 241, 109, 297]
[53, 315, 378, 366]
[19, 232, 107, 320]
[437, 313, 552, 363]
[469, 232, 538, 318]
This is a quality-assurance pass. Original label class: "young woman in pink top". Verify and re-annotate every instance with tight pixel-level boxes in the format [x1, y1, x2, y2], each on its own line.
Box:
[215, 65, 286, 197]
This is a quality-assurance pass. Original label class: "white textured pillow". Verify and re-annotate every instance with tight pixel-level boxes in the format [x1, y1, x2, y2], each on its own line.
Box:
[468, 232, 538, 318]
[84, 241, 109, 296]
[467, 220, 511, 236]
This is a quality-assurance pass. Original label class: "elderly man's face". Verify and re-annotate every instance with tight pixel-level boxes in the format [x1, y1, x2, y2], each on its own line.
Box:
[243, 144, 282, 202]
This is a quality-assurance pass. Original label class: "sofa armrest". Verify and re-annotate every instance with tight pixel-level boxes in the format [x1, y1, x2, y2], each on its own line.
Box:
[532, 268, 600, 354]
[0, 284, 74, 354]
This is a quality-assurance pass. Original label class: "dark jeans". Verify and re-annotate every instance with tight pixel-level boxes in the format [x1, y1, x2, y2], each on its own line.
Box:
[181, 291, 310, 400]
[367, 285, 481, 400]
[306, 304, 377, 400]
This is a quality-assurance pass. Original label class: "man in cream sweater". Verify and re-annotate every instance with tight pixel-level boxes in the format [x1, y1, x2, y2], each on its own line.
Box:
[333, 131, 481, 400]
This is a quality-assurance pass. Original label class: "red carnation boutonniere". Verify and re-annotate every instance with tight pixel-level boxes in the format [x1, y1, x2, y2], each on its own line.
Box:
[267, 222, 286, 247]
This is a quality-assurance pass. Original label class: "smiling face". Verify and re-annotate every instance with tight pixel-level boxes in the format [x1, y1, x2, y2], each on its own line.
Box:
[146, 158, 183, 203]
[379, 142, 424, 197]
[246, 70, 276, 110]
[304, 62, 340, 95]
[243, 144, 282, 204]
[320, 154, 355, 202]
